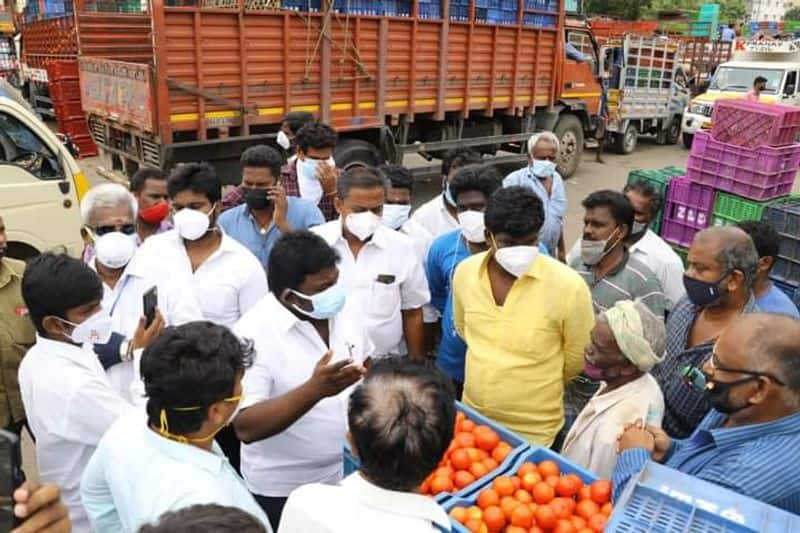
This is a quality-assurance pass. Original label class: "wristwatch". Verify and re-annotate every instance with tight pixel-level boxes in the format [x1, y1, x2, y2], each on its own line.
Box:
[120, 340, 134, 362]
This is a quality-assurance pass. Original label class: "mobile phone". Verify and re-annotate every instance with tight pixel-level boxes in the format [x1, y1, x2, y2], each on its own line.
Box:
[0, 429, 23, 532]
[143, 286, 158, 328]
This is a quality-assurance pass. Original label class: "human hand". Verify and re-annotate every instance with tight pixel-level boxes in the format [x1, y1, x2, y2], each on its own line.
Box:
[617, 419, 655, 455]
[316, 161, 338, 196]
[309, 351, 365, 399]
[645, 424, 672, 463]
[11, 482, 71, 533]
[268, 185, 289, 229]
[131, 310, 165, 351]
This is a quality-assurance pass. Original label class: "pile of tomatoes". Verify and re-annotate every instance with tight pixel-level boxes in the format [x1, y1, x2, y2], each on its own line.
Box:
[420, 411, 514, 496]
[448, 459, 613, 533]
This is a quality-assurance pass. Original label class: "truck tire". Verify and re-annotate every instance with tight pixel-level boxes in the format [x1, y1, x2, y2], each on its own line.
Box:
[613, 123, 638, 154]
[682, 132, 694, 149]
[334, 139, 384, 171]
[666, 116, 682, 145]
[553, 114, 583, 179]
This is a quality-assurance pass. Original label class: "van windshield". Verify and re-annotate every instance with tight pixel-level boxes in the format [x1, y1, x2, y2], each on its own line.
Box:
[709, 67, 783, 93]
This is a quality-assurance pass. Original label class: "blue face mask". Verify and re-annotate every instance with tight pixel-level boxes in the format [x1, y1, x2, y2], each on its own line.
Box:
[290, 285, 346, 320]
[531, 159, 557, 178]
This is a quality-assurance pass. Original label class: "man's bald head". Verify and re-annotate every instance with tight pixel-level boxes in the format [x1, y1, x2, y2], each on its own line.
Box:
[691, 226, 759, 290]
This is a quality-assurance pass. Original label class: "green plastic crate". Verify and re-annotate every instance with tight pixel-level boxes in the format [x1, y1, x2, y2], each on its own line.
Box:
[672, 245, 689, 267]
[712, 191, 779, 227]
[626, 166, 684, 234]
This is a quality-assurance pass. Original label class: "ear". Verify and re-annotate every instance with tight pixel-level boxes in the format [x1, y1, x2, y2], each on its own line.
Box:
[748, 376, 771, 406]
[334, 196, 344, 216]
[758, 256, 774, 274]
[727, 269, 745, 292]
[42, 315, 69, 341]
[346, 431, 359, 460]
[206, 402, 225, 428]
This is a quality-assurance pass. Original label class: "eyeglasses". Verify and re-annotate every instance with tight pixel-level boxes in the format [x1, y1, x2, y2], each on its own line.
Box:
[709, 351, 786, 386]
[94, 224, 136, 237]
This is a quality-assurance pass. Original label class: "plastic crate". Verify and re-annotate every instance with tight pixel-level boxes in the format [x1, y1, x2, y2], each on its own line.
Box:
[608, 462, 800, 533]
[711, 191, 776, 227]
[57, 117, 90, 138]
[762, 196, 800, 287]
[70, 133, 98, 158]
[48, 79, 81, 104]
[441, 446, 598, 533]
[53, 100, 84, 123]
[343, 401, 529, 502]
[660, 177, 714, 248]
[711, 99, 800, 148]
[687, 131, 800, 201]
[626, 166, 684, 234]
[418, 1, 441, 19]
[45, 60, 78, 81]
[672, 245, 689, 267]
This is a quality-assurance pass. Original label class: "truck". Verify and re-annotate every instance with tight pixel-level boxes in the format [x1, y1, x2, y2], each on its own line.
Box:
[602, 35, 690, 154]
[682, 39, 800, 149]
[71, 0, 606, 181]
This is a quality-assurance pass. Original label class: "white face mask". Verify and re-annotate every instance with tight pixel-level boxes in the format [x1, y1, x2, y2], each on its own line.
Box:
[345, 211, 382, 241]
[495, 245, 540, 278]
[297, 156, 335, 205]
[58, 310, 113, 345]
[631, 220, 648, 236]
[173, 204, 215, 241]
[276, 130, 291, 150]
[458, 210, 486, 243]
[381, 204, 411, 230]
[94, 231, 137, 269]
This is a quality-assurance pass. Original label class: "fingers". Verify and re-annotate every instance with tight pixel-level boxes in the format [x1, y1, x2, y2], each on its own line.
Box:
[12, 484, 69, 533]
[317, 350, 334, 366]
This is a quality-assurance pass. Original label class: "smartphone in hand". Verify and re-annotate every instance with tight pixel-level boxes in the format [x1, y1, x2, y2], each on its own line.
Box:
[0, 429, 23, 531]
[143, 286, 158, 328]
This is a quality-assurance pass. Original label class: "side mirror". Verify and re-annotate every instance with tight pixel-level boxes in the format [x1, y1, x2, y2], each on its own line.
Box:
[785, 84, 796, 96]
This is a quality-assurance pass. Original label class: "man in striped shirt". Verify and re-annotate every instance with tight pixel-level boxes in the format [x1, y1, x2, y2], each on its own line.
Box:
[615, 313, 800, 514]
[560, 190, 665, 443]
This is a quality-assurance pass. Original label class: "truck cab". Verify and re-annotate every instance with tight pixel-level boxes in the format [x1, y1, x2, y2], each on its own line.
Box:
[682, 40, 800, 148]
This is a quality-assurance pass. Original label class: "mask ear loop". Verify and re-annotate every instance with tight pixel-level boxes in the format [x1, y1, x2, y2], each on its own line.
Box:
[156, 396, 242, 444]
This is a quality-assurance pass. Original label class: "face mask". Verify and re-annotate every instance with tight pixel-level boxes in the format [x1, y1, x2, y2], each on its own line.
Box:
[58, 310, 113, 345]
[458, 210, 486, 243]
[244, 188, 272, 211]
[139, 200, 169, 225]
[580, 227, 621, 266]
[174, 204, 215, 241]
[276, 130, 292, 150]
[290, 284, 346, 320]
[157, 395, 242, 444]
[345, 211, 382, 242]
[94, 231, 137, 269]
[297, 157, 334, 205]
[682, 365, 754, 415]
[494, 244, 539, 278]
[443, 183, 457, 208]
[683, 272, 728, 307]
[631, 220, 648, 237]
[531, 159, 557, 178]
[382, 204, 411, 230]
[583, 360, 606, 381]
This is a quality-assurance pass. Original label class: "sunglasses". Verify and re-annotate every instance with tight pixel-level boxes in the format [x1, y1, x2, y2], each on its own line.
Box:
[94, 224, 136, 237]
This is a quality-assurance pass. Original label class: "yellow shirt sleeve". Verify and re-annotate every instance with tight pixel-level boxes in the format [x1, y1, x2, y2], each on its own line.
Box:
[562, 278, 595, 381]
[452, 261, 466, 339]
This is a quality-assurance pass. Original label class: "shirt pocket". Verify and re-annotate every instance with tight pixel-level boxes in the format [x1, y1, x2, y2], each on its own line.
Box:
[367, 281, 401, 320]
[502, 317, 561, 365]
[0, 313, 35, 347]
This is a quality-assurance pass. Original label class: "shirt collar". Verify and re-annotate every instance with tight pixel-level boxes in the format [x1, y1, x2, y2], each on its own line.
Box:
[341, 474, 450, 529]
[263, 292, 302, 333]
[705, 409, 800, 449]
[141, 422, 226, 476]
[33, 334, 100, 370]
[479, 250, 541, 280]
[0, 259, 17, 289]
[629, 230, 657, 255]
[590, 374, 652, 412]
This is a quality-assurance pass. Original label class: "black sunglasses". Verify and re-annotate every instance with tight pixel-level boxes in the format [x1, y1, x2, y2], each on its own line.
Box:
[94, 224, 136, 237]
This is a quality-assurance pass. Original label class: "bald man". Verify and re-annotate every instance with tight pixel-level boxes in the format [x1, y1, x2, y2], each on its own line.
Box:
[651, 227, 760, 438]
[616, 314, 800, 513]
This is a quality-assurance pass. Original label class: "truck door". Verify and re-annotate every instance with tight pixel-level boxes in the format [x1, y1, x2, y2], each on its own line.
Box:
[0, 106, 83, 258]
[783, 70, 800, 106]
[562, 29, 603, 117]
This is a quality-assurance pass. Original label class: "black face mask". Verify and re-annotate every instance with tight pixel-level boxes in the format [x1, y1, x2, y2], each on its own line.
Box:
[244, 188, 272, 211]
[706, 375, 758, 414]
[683, 270, 730, 307]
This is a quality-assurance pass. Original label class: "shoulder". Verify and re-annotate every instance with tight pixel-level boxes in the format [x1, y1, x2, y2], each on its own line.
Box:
[2, 257, 26, 278]
[310, 220, 341, 243]
[625, 256, 660, 284]
[234, 295, 274, 333]
[412, 196, 441, 218]
[454, 252, 486, 280]
[642, 232, 684, 266]
[219, 204, 246, 224]
[287, 196, 319, 212]
[137, 230, 178, 257]
[539, 255, 588, 287]
[430, 230, 460, 255]
[403, 218, 433, 240]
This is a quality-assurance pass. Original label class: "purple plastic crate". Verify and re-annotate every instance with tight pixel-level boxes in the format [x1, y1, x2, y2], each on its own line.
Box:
[686, 131, 800, 201]
[712, 99, 800, 148]
[661, 177, 715, 248]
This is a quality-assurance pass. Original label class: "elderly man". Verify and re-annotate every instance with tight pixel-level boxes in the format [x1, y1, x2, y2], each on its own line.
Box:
[652, 226, 760, 439]
[503, 132, 566, 260]
[561, 300, 666, 478]
[616, 314, 800, 513]
[278, 358, 454, 533]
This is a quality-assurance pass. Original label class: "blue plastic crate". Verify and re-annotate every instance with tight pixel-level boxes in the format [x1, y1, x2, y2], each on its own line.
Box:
[763, 196, 800, 287]
[773, 279, 800, 313]
[450, 4, 469, 21]
[524, 13, 556, 27]
[418, 1, 441, 19]
[608, 462, 800, 533]
[282, 0, 322, 11]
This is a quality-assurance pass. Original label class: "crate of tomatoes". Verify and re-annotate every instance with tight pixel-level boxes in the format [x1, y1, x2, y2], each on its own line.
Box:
[443, 447, 612, 533]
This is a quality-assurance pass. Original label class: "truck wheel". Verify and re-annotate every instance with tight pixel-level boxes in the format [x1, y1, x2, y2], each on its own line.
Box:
[682, 132, 694, 149]
[334, 139, 384, 171]
[666, 117, 682, 145]
[614, 123, 638, 154]
[553, 114, 583, 179]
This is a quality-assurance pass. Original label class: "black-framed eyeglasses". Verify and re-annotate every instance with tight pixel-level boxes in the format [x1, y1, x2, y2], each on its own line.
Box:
[710, 351, 786, 386]
[94, 224, 136, 237]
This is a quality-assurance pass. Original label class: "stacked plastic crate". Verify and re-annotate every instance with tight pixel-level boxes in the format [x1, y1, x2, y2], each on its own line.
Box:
[661, 99, 800, 260]
[46, 61, 97, 158]
[762, 197, 800, 306]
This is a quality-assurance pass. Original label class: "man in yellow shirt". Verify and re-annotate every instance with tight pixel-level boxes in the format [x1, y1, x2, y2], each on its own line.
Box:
[453, 187, 594, 446]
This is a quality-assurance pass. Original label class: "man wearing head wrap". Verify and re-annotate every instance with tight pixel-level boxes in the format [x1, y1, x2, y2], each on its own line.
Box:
[560, 300, 666, 478]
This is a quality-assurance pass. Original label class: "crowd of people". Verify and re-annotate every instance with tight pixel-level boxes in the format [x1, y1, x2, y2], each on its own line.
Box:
[2, 115, 800, 533]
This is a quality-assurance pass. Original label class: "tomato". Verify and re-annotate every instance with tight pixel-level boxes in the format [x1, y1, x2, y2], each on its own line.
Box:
[449, 448, 471, 471]
[549, 497, 572, 520]
[449, 506, 467, 524]
[521, 472, 543, 492]
[578, 529, 595, 533]
[510, 504, 534, 528]
[505, 527, 528, 533]
[500, 496, 522, 520]
[553, 519, 576, 533]
[577, 486, 592, 501]
[454, 470, 476, 489]
[482, 457, 500, 471]
[474, 427, 501, 451]
[532, 482, 555, 504]
[429, 476, 454, 495]
[537, 460, 561, 478]
[556, 475, 579, 498]
[433, 466, 454, 479]
[529, 527, 545, 533]
[465, 506, 483, 521]
[459, 419, 476, 433]
[534, 504, 558, 530]
[545, 475, 561, 488]
[419, 478, 430, 495]
[493, 476, 516, 497]
[555, 496, 576, 516]
[566, 474, 584, 493]
[470, 461, 490, 480]
[465, 447, 483, 463]
[454, 432, 477, 449]
[590, 480, 612, 505]
[575, 499, 600, 521]
[455, 411, 466, 424]
[463, 518, 485, 533]
[511, 476, 522, 491]
[476, 487, 500, 509]
[483, 505, 506, 531]
[588, 513, 607, 532]
[492, 442, 512, 463]
[570, 516, 587, 530]
[514, 488, 533, 504]
[517, 461, 538, 478]
[601, 502, 614, 516]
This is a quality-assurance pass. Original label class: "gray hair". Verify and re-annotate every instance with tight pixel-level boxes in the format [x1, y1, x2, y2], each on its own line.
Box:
[80, 183, 138, 226]
[527, 131, 560, 157]
[336, 166, 390, 200]
[697, 227, 759, 290]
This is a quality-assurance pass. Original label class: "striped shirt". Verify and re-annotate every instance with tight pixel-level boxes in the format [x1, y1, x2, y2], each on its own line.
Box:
[613, 409, 800, 513]
[652, 295, 759, 438]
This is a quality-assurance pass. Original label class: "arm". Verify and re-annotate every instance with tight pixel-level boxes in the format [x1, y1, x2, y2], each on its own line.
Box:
[238, 259, 269, 317]
[64, 382, 132, 445]
[304, 202, 326, 230]
[557, 232, 566, 263]
[452, 264, 466, 339]
[425, 242, 448, 314]
[79, 448, 122, 533]
[92, 333, 125, 370]
[401, 308, 425, 361]
[611, 448, 651, 502]
[562, 282, 594, 381]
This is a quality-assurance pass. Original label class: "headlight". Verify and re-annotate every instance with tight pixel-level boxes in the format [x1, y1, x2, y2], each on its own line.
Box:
[689, 103, 706, 115]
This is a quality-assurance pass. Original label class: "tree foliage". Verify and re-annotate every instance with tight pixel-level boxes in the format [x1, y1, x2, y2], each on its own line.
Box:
[786, 7, 800, 21]
[588, 0, 747, 23]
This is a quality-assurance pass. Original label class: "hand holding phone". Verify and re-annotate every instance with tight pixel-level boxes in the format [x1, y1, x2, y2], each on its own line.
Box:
[143, 287, 158, 329]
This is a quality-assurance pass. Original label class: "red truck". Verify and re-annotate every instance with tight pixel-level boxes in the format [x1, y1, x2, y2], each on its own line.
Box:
[52, 1, 606, 181]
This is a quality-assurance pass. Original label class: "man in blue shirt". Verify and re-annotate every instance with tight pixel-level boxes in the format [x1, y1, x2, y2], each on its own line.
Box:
[219, 145, 324, 267]
[736, 220, 799, 318]
[721, 24, 736, 42]
[616, 313, 800, 514]
[503, 132, 566, 260]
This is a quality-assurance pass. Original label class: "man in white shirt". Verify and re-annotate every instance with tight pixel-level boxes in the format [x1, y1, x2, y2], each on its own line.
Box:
[411, 148, 482, 239]
[279, 358, 455, 533]
[233, 230, 368, 531]
[80, 322, 271, 533]
[312, 168, 430, 359]
[18, 254, 153, 532]
[79, 183, 202, 401]
[135, 162, 268, 471]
